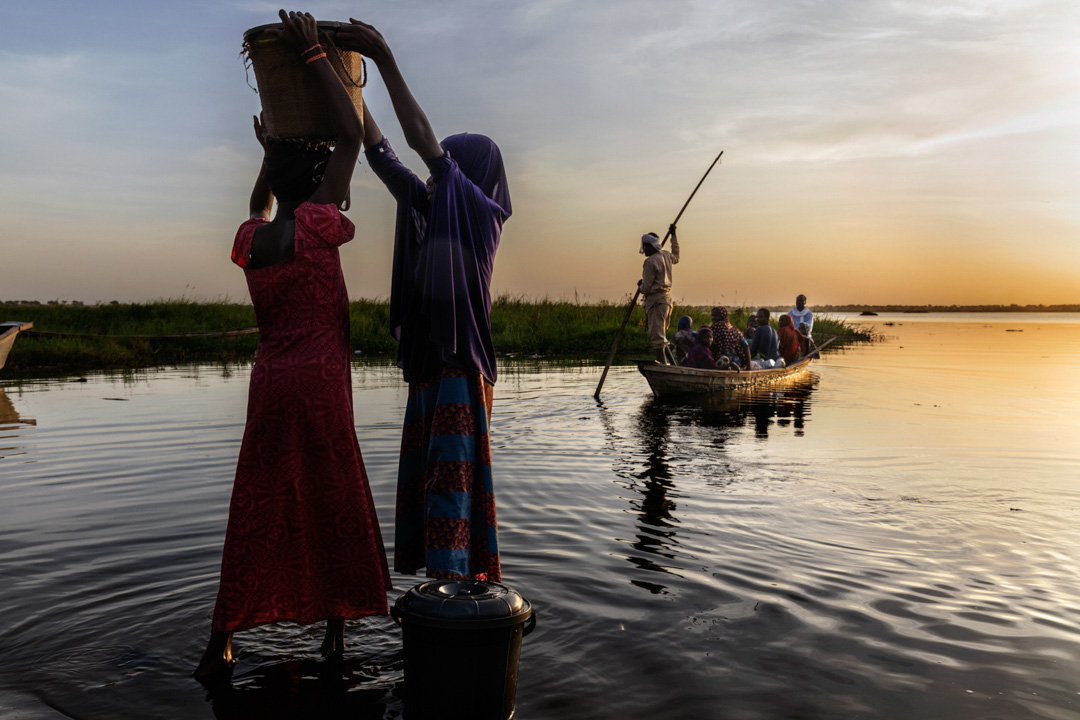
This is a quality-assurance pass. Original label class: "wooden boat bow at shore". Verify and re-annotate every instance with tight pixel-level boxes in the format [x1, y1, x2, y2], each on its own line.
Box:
[0, 321, 33, 371]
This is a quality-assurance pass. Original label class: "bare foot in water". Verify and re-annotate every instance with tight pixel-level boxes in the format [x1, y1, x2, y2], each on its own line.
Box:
[193, 631, 235, 681]
[321, 618, 345, 656]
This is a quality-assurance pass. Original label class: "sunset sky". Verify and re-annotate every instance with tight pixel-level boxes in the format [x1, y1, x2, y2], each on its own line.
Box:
[2, 0, 1078, 307]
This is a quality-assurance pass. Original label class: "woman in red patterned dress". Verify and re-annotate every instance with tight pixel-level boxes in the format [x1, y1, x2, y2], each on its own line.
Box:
[194, 9, 391, 680]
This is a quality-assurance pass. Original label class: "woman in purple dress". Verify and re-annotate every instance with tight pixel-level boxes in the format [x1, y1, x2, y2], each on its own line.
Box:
[336, 20, 511, 582]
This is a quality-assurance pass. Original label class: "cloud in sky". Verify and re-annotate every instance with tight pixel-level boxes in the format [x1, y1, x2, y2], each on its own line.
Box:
[1, 0, 1078, 305]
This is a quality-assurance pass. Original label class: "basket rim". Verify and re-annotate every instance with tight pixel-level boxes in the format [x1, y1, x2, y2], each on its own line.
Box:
[243, 20, 348, 41]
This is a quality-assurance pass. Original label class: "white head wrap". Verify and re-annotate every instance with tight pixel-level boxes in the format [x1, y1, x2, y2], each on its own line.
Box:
[640, 233, 661, 254]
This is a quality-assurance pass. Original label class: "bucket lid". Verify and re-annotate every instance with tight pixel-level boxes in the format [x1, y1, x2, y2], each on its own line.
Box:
[243, 20, 348, 41]
[394, 580, 532, 630]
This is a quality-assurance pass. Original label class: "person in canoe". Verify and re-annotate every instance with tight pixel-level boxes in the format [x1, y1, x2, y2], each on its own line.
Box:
[671, 315, 696, 365]
[788, 294, 814, 337]
[638, 226, 680, 364]
[749, 308, 783, 367]
[709, 306, 751, 370]
[777, 314, 806, 365]
[743, 315, 757, 340]
[799, 322, 817, 355]
[686, 327, 718, 369]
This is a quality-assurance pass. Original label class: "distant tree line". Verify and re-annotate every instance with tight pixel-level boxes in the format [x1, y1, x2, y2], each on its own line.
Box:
[7, 299, 1079, 313]
[785, 304, 1080, 313]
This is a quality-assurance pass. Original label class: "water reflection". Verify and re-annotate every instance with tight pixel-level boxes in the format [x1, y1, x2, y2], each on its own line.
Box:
[203, 657, 400, 720]
[602, 378, 819, 595]
[625, 401, 682, 594]
[0, 387, 35, 461]
[8, 324, 1080, 720]
[666, 375, 817, 439]
[0, 387, 35, 426]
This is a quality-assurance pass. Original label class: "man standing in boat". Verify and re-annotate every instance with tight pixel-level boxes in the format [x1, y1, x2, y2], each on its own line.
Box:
[638, 225, 680, 363]
[788, 294, 813, 336]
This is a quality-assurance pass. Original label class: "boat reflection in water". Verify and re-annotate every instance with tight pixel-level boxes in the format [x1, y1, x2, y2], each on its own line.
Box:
[603, 376, 818, 595]
[0, 387, 34, 427]
[677, 374, 817, 439]
[0, 387, 36, 463]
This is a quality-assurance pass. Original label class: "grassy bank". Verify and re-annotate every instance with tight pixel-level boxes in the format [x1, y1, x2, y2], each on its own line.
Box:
[1, 297, 871, 374]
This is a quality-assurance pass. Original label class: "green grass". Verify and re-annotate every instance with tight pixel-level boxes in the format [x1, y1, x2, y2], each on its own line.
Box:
[1, 297, 872, 374]
[488, 295, 714, 355]
[2, 300, 261, 373]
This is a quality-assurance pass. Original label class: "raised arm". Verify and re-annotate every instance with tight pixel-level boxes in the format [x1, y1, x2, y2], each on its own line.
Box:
[249, 114, 274, 219]
[668, 224, 680, 264]
[265, 10, 363, 207]
[336, 20, 444, 160]
[362, 102, 384, 150]
[361, 101, 428, 203]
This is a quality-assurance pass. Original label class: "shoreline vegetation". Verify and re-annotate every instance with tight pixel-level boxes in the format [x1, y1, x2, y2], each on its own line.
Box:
[812, 303, 1080, 313]
[4, 297, 870, 375]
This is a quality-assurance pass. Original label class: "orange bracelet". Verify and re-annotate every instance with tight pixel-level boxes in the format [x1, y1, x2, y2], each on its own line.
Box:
[300, 43, 321, 56]
[305, 52, 327, 64]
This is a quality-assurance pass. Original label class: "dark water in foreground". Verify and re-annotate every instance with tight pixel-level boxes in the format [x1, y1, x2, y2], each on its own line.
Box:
[2, 317, 1080, 719]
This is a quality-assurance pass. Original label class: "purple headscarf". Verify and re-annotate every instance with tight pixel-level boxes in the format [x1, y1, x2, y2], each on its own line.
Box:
[365, 134, 511, 384]
[440, 134, 512, 218]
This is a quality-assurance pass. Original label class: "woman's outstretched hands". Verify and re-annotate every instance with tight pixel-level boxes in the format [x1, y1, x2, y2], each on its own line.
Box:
[335, 19, 391, 64]
[336, 16, 441, 159]
[264, 9, 319, 53]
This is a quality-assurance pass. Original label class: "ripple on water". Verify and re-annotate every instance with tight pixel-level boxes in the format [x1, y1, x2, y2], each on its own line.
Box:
[3, 340, 1080, 719]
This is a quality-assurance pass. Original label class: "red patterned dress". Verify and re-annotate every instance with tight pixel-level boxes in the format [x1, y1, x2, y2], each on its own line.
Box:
[211, 203, 392, 634]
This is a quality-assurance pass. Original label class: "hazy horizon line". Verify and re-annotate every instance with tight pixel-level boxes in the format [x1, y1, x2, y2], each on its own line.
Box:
[4, 298, 1080, 312]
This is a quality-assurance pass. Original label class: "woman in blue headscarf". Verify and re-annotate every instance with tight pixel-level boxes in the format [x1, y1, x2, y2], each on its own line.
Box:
[671, 315, 696, 365]
[337, 20, 510, 582]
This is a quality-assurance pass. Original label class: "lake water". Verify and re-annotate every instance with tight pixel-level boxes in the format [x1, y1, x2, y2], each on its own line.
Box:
[2, 315, 1079, 719]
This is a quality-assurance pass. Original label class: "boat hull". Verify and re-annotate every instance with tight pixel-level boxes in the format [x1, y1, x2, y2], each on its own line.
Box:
[637, 356, 815, 398]
[0, 322, 33, 370]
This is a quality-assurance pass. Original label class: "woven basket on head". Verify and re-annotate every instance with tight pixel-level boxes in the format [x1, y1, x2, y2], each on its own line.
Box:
[242, 21, 365, 144]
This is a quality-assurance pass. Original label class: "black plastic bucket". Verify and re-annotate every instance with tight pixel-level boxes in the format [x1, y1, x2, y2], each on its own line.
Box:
[392, 579, 536, 720]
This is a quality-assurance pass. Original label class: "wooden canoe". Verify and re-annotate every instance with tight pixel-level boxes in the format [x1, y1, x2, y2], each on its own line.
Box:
[0, 321, 33, 371]
[637, 338, 833, 398]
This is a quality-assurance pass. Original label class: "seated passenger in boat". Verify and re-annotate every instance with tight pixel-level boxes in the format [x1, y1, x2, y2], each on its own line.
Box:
[777, 314, 805, 365]
[709, 306, 751, 369]
[743, 316, 757, 339]
[799, 322, 816, 355]
[686, 327, 718, 369]
[670, 315, 696, 365]
[749, 308, 782, 366]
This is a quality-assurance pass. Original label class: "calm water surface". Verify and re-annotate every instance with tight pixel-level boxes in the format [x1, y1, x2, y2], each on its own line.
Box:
[2, 317, 1079, 719]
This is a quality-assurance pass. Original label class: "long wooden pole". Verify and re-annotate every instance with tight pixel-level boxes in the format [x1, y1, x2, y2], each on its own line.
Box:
[800, 336, 835, 360]
[593, 150, 723, 399]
